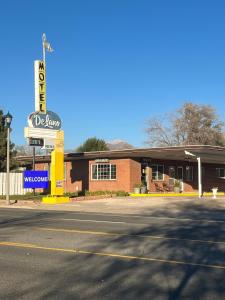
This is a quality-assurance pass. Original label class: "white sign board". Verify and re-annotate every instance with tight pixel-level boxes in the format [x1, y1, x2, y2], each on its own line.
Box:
[41, 139, 55, 150]
[24, 127, 58, 139]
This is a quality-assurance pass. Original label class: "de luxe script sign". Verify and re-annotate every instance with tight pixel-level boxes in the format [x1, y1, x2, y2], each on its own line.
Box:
[28, 110, 61, 130]
[23, 171, 49, 189]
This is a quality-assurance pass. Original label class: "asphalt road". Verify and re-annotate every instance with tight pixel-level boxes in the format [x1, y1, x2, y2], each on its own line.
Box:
[1, 206, 225, 299]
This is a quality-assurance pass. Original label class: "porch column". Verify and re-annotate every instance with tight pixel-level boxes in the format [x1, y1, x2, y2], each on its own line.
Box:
[145, 166, 151, 191]
[197, 157, 202, 198]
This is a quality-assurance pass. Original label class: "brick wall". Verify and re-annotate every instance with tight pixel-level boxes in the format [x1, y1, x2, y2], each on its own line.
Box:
[34, 158, 225, 194]
[35, 158, 141, 193]
[147, 160, 225, 192]
[89, 159, 133, 192]
[202, 164, 225, 192]
[147, 160, 197, 192]
[129, 159, 141, 191]
[64, 160, 89, 193]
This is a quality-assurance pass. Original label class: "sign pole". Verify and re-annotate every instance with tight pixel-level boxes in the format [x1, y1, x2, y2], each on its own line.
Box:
[6, 127, 10, 205]
[42, 33, 46, 65]
[32, 146, 36, 195]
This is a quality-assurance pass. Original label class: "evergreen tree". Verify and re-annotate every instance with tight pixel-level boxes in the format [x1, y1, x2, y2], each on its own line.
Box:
[76, 137, 109, 152]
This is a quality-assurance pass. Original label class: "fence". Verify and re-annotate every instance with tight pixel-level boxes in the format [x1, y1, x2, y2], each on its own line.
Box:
[0, 173, 32, 195]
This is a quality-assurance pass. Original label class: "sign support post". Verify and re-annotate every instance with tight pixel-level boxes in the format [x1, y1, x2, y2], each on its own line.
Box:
[32, 146, 35, 195]
[42, 130, 69, 203]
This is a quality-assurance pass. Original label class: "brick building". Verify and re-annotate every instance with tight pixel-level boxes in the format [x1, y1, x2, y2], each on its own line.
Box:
[18, 145, 225, 193]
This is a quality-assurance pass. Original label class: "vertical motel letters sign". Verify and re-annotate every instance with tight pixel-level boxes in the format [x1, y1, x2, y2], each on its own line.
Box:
[34, 61, 46, 113]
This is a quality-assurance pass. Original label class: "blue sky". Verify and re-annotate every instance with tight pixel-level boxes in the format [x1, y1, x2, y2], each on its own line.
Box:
[1, 0, 225, 149]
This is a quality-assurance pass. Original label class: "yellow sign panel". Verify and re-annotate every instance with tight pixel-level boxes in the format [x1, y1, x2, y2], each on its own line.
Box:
[34, 60, 46, 113]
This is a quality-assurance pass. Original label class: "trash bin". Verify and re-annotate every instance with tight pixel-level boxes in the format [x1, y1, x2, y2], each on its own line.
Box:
[212, 187, 218, 199]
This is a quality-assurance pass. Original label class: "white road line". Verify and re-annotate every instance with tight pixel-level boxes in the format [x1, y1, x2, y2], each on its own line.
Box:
[37, 227, 225, 246]
[49, 218, 126, 224]
[68, 212, 225, 224]
[1, 210, 225, 225]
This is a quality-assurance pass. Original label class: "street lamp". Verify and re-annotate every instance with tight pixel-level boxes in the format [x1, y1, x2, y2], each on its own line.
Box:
[184, 150, 202, 198]
[4, 111, 13, 205]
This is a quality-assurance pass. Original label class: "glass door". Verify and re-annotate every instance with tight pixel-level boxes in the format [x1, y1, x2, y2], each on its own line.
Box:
[168, 166, 175, 186]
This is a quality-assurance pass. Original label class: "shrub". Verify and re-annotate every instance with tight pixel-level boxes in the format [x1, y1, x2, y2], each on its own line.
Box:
[84, 190, 129, 197]
[85, 190, 113, 196]
[115, 190, 129, 197]
[64, 191, 86, 197]
[7, 194, 42, 201]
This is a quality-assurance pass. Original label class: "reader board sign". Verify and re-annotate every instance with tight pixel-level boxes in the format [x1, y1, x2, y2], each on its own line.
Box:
[28, 137, 44, 147]
[24, 127, 58, 139]
[23, 171, 49, 189]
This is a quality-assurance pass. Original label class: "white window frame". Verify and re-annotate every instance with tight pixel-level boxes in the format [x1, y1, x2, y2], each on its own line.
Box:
[91, 164, 117, 181]
[152, 164, 164, 181]
[216, 168, 225, 178]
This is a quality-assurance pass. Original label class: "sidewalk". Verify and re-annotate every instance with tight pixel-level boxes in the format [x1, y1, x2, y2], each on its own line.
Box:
[1, 195, 225, 215]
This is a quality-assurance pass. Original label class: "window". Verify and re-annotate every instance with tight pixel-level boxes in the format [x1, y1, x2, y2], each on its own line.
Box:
[185, 166, 193, 181]
[216, 168, 225, 178]
[201, 167, 205, 178]
[152, 165, 164, 181]
[91, 164, 116, 180]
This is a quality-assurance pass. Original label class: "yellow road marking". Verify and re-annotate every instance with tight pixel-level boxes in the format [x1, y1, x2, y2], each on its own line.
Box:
[37, 227, 118, 236]
[37, 227, 225, 246]
[0, 240, 225, 270]
[46, 215, 225, 224]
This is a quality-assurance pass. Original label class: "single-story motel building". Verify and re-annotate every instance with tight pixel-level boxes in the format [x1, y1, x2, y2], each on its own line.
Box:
[18, 145, 225, 194]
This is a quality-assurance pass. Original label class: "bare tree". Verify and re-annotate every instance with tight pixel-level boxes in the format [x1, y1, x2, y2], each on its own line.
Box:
[15, 145, 45, 156]
[145, 116, 175, 147]
[145, 102, 225, 147]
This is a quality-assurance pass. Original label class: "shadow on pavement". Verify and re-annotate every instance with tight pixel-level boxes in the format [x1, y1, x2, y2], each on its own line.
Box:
[1, 202, 225, 299]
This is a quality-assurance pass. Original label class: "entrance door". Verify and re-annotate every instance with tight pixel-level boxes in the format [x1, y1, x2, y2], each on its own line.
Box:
[168, 166, 175, 186]
[177, 166, 183, 180]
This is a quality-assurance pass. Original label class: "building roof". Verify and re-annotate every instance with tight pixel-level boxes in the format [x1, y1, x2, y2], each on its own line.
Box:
[16, 145, 225, 165]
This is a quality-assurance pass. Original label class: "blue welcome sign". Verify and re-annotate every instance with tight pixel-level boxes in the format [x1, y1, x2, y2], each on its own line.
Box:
[23, 170, 49, 189]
